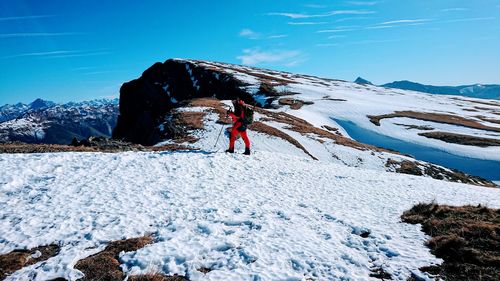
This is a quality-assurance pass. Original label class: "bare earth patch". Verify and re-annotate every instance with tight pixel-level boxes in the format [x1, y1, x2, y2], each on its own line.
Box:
[249, 122, 318, 160]
[0, 244, 60, 280]
[368, 111, 500, 133]
[419, 132, 500, 147]
[402, 203, 500, 281]
[75, 236, 188, 281]
[0, 140, 188, 154]
[394, 123, 434, 131]
[451, 97, 500, 108]
[278, 98, 314, 110]
[385, 159, 496, 187]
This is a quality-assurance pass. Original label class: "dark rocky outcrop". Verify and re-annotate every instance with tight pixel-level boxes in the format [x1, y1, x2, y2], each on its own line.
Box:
[112, 59, 259, 145]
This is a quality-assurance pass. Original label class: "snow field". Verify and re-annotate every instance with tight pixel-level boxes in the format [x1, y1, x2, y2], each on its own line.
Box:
[1, 151, 499, 280]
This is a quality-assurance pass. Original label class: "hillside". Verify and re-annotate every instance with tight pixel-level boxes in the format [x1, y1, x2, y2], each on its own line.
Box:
[112, 59, 499, 184]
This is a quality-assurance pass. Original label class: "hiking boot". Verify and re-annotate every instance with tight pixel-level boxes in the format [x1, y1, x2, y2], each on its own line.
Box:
[243, 147, 251, 155]
[225, 148, 234, 153]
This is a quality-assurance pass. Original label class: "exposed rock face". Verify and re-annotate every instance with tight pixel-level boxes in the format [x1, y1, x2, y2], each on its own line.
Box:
[113, 59, 257, 145]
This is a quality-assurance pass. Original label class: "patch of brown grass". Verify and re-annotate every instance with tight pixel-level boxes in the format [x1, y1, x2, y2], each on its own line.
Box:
[370, 267, 392, 280]
[129, 274, 188, 281]
[402, 203, 500, 281]
[0, 142, 189, 154]
[368, 111, 500, 133]
[0, 244, 60, 280]
[254, 107, 395, 153]
[476, 116, 500, 125]
[197, 267, 212, 274]
[419, 132, 500, 147]
[187, 98, 230, 124]
[386, 158, 496, 187]
[0, 143, 99, 153]
[249, 122, 317, 160]
[394, 123, 434, 131]
[74, 237, 189, 281]
[278, 98, 314, 110]
[173, 112, 206, 130]
[75, 236, 154, 281]
[451, 98, 500, 108]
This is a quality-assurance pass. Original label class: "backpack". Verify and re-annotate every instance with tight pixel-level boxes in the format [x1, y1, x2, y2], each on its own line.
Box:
[242, 105, 254, 125]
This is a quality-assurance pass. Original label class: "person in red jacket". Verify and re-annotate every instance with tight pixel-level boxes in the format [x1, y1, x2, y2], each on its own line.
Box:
[226, 98, 251, 155]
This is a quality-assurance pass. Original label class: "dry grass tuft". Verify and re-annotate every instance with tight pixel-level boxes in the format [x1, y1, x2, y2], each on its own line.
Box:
[278, 98, 314, 110]
[75, 236, 155, 281]
[0, 244, 60, 280]
[249, 122, 317, 160]
[402, 203, 500, 281]
[419, 132, 500, 147]
[368, 111, 500, 133]
[129, 273, 188, 281]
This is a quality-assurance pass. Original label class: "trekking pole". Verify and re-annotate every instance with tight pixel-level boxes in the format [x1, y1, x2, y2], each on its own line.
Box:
[214, 123, 225, 148]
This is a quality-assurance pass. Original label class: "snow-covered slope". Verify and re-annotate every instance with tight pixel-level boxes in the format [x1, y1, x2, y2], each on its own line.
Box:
[1, 151, 499, 280]
[179, 60, 499, 161]
[109, 58, 497, 184]
[0, 98, 118, 144]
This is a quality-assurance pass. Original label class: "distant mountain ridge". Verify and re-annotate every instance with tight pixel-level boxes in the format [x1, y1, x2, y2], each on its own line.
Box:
[354, 77, 500, 100]
[0, 98, 118, 144]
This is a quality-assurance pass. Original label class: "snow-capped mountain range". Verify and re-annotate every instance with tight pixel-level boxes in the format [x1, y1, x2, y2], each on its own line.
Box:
[355, 77, 500, 100]
[0, 98, 118, 144]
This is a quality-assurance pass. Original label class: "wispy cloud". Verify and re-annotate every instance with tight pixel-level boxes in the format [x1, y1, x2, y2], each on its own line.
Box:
[44, 51, 111, 59]
[71, 66, 98, 72]
[365, 25, 394, 29]
[441, 17, 496, 23]
[441, 8, 469, 12]
[348, 1, 379, 6]
[304, 4, 327, 9]
[316, 38, 398, 47]
[239, 28, 260, 39]
[378, 19, 431, 25]
[237, 48, 302, 66]
[327, 35, 347, 39]
[335, 16, 371, 23]
[2, 49, 111, 60]
[287, 21, 328, 25]
[267, 34, 288, 39]
[267, 10, 375, 19]
[0, 32, 81, 38]
[316, 43, 340, 47]
[347, 39, 398, 45]
[239, 29, 288, 40]
[0, 15, 54, 21]
[82, 70, 119, 76]
[1, 50, 80, 59]
[316, 28, 356, 33]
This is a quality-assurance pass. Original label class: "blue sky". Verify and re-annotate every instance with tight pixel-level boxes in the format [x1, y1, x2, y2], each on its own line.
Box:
[1, 0, 499, 104]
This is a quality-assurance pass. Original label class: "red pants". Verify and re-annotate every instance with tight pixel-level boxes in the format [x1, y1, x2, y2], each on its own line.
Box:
[229, 123, 250, 149]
